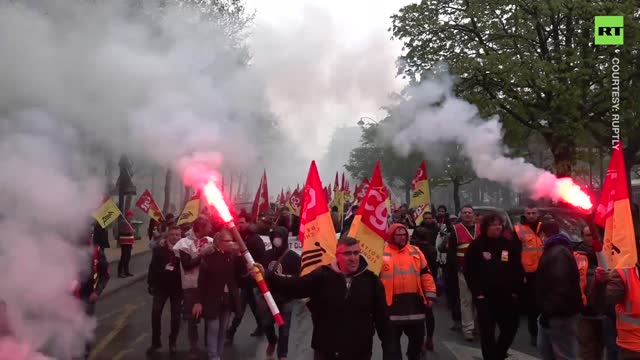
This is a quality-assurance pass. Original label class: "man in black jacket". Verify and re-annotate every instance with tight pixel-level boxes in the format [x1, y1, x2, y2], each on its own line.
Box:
[253, 236, 389, 360]
[226, 214, 266, 342]
[146, 225, 182, 356]
[536, 220, 582, 360]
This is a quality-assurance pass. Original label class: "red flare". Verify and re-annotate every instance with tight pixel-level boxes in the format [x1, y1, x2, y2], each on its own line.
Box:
[203, 181, 233, 223]
[555, 178, 593, 210]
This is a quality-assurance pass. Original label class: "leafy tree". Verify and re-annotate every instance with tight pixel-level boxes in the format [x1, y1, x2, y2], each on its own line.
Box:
[345, 123, 423, 203]
[391, 0, 640, 178]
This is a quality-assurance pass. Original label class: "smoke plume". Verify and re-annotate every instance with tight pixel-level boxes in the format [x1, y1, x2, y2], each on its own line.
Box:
[381, 68, 591, 207]
[0, 0, 290, 357]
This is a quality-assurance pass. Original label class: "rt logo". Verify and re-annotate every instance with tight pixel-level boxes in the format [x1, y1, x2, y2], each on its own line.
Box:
[594, 16, 624, 45]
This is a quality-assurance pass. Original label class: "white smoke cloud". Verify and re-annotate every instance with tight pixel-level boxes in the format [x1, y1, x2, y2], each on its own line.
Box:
[381, 68, 591, 207]
[249, 2, 407, 164]
[0, 0, 294, 357]
[0, 111, 101, 359]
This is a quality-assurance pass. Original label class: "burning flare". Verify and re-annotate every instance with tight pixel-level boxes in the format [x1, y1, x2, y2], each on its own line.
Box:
[203, 181, 233, 223]
[553, 178, 593, 210]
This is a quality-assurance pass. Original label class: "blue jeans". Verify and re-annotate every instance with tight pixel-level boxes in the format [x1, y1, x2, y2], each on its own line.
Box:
[206, 311, 232, 360]
[538, 315, 578, 360]
[265, 301, 294, 358]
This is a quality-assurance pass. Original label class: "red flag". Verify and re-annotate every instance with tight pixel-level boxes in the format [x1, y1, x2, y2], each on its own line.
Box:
[135, 189, 164, 222]
[299, 161, 337, 275]
[251, 170, 270, 222]
[348, 162, 388, 273]
[594, 143, 637, 268]
[341, 173, 346, 191]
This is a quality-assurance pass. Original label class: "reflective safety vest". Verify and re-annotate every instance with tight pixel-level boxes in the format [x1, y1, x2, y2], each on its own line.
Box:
[615, 267, 640, 352]
[514, 223, 544, 273]
[380, 243, 437, 309]
[573, 252, 589, 306]
[454, 223, 480, 269]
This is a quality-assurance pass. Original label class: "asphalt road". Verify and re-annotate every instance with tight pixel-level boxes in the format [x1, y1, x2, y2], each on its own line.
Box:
[91, 278, 543, 360]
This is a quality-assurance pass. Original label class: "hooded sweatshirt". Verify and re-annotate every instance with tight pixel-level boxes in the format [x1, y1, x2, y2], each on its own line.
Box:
[264, 226, 301, 304]
[173, 233, 213, 289]
[536, 234, 582, 319]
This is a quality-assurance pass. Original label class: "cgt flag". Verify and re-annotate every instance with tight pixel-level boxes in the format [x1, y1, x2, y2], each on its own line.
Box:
[594, 143, 637, 268]
[299, 161, 337, 276]
[93, 197, 122, 229]
[348, 161, 388, 274]
[409, 161, 431, 225]
[177, 191, 201, 225]
[135, 189, 164, 222]
[286, 187, 302, 216]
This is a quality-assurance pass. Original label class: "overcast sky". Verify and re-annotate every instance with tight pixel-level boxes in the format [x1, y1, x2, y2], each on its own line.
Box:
[246, 0, 414, 159]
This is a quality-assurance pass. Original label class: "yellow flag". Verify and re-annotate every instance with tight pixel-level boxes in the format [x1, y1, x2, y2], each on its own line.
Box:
[409, 161, 431, 225]
[93, 198, 122, 229]
[177, 193, 201, 225]
[299, 161, 337, 276]
[594, 144, 637, 268]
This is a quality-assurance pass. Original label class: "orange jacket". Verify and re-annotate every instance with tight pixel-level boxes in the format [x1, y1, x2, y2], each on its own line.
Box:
[573, 251, 589, 306]
[380, 241, 437, 307]
[514, 223, 544, 273]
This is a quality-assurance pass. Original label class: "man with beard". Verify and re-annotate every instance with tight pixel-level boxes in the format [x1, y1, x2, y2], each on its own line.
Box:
[513, 204, 543, 346]
[262, 226, 301, 360]
[226, 213, 266, 342]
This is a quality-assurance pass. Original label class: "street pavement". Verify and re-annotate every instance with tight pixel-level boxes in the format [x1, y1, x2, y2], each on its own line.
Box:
[90, 273, 543, 360]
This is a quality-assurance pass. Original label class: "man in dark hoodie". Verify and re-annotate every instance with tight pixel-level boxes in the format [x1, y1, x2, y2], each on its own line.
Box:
[226, 213, 266, 342]
[262, 226, 301, 359]
[253, 236, 389, 360]
[536, 220, 582, 360]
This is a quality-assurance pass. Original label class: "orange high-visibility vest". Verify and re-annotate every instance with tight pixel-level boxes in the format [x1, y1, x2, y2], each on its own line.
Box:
[380, 243, 437, 308]
[514, 223, 544, 272]
[573, 252, 589, 306]
[615, 267, 640, 352]
[453, 223, 480, 269]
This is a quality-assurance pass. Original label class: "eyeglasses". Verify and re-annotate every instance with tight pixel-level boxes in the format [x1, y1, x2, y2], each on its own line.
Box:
[337, 251, 361, 257]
